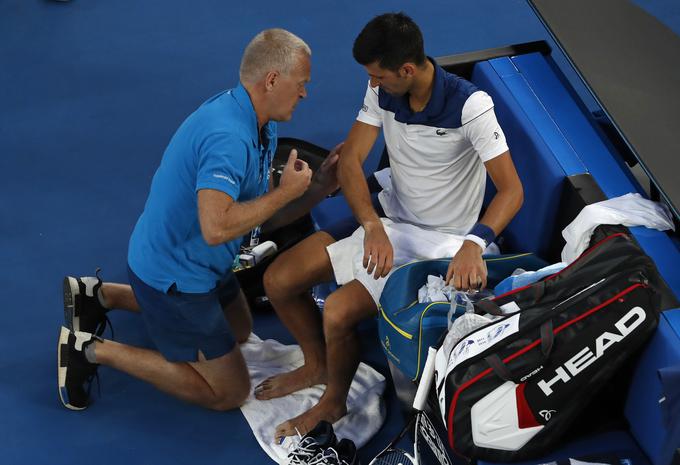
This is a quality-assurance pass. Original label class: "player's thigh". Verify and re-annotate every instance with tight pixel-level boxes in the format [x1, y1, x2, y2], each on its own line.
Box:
[264, 231, 336, 296]
[323, 280, 378, 333]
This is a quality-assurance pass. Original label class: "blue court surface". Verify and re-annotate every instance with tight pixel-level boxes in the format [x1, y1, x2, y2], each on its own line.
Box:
[1, 1, 679, 464]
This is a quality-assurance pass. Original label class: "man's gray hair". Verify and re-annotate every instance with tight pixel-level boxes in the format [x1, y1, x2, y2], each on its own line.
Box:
[239, 29, 311, 84]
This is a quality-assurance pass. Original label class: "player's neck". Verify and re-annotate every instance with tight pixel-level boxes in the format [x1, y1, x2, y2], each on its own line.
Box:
[408, 60, 435, 113]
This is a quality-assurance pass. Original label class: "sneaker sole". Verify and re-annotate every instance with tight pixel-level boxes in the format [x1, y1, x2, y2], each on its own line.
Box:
[63, 277, 80, 332]
[57, 326, 86, 411]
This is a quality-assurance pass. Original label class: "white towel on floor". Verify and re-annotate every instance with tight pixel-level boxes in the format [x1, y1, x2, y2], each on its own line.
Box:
[239, 334, 386, 464]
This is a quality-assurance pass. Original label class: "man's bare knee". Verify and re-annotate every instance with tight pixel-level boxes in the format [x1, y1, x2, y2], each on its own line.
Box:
[235, 331, 251, 345]
[323, 284, 377, 337]
[191, 349, 250, 411]
[210, 383, 250, 411]
[263, 261, 289, 301]
[264, 232, 335, 300]
[323, 295, 357, 336]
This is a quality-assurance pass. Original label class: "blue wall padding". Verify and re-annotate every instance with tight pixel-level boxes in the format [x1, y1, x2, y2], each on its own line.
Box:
[511, 53, 680, 295]
[625, 309, 680, 465]
[510, 54, 641, 195]
[471, 57, 586, 258]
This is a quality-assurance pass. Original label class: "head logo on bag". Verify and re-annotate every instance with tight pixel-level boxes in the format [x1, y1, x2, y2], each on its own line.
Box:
[538, 409, 556, 421]
[537, 306, 646, 396]
[436, 232, 668, 461]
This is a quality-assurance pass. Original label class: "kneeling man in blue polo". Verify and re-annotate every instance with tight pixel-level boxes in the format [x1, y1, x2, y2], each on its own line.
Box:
[57, 28, 341, 412]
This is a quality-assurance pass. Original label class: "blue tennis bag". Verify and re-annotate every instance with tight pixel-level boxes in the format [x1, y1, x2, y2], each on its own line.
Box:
[378, 253, 548, 382]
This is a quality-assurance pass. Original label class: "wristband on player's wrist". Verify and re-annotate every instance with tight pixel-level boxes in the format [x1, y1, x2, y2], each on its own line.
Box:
[465, 223, 496, 250]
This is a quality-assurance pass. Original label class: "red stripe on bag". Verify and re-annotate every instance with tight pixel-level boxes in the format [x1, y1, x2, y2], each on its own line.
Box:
[516, 383, 540, 428]
[543, 233, 628, 283]
[446, 282, 644, 455]
[493, 233, 628, 301]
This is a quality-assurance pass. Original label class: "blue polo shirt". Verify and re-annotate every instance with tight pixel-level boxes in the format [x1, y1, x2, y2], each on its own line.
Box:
[128, 83, 276, 293]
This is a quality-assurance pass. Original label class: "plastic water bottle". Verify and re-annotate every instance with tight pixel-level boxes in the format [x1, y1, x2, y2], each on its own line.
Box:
[447, 289, 495, 329]
[311, 281, 338, 310]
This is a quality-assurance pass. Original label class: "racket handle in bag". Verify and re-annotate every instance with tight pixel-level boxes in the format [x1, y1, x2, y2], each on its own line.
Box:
[413, 347, 437, 411]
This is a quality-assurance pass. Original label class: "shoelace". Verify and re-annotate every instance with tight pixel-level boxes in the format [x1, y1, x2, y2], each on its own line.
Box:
[286, 437, 323, 464]
[308, 447, 350, 465]
[94, 268, 115, 340]
[96, 315, 115, 340]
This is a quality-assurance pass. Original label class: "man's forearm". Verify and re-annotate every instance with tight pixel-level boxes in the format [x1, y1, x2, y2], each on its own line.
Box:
[477, 186, 523, 236]
[338, 157, 381, 228]
[263, 183, 327, 233]
[210, 188, 292, 244]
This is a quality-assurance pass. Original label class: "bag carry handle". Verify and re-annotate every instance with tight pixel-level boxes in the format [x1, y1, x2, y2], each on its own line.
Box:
[473, 280, 545, 315]
[475, 280, 547, 316]
[474, 299, 504, 316]
[484, 320, 554, 382]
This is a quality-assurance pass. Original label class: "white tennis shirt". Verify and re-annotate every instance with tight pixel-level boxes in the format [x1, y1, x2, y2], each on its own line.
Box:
[356, 63, 509, 235]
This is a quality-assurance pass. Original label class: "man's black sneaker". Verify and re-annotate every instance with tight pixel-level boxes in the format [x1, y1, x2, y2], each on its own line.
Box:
[57, 326, 101, 410]
[286, 420, 337, 465]
[63, 270, 110, 336]
[316, 438, 360, 465]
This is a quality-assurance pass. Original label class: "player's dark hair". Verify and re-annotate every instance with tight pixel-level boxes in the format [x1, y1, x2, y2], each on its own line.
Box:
[352, 12, 426, 71]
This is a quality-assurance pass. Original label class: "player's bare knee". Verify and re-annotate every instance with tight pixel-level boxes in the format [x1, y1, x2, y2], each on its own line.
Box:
[322, 297, 353, 336]
[263, 261, 289, 300]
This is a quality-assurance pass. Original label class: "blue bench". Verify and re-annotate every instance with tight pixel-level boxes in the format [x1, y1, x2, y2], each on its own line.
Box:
[309, 50, 680, 465]
[473, 52, 680, 465]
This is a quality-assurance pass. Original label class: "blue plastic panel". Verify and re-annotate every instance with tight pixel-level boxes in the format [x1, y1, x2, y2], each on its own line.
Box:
[489, 56, 587, 176]
[511, 53, 642, 196]
[478, 430, 651, 465]
[625, 309, 680, 465]
[471, 58, 587, 257]
[509, 52, 680, 297]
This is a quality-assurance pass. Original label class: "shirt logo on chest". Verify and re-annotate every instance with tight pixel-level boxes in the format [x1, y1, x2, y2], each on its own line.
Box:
[436, 129, 448, 136]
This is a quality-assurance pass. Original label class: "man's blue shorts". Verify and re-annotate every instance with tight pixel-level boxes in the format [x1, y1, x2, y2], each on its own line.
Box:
[127, 265, 240, 363]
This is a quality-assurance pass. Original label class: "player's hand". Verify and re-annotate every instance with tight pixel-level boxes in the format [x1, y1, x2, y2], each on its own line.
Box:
[363, 221, 394, 279]
[446, 240, 487, 291]
[279, 149, 312, 200]
[312, 142, 343, 196]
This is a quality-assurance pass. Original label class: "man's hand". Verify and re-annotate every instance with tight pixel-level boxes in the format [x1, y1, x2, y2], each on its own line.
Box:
[279, 149, 312, 200]
[363, 221, 394, 279]
[446, 240, 487, 291]
[312, 142, 343, 196]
